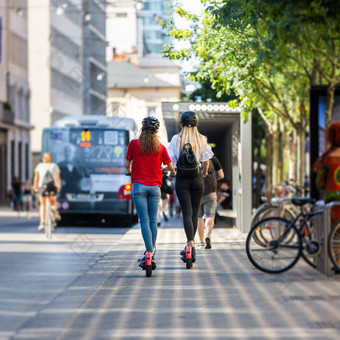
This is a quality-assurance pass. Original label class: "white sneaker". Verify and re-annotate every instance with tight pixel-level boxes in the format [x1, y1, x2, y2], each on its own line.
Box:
[54, 211, 62, 221]
[38, 224, 45, 231]
[197, 241, 205, 249]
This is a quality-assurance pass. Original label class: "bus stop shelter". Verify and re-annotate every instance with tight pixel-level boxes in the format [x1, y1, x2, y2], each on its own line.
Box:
[162, 102, 252, 232]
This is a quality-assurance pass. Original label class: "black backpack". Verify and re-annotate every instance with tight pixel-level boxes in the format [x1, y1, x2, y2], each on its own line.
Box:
[176, 143, 200, 178]
[42, 170, 55, 190]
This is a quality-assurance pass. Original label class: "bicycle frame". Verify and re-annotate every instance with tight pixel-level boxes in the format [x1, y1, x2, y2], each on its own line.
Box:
[273, 208, 323, 249]
[45, 196, 55, 239]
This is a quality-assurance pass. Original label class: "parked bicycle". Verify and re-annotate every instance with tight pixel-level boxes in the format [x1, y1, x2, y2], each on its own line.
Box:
[328, 217, 340, 272]
[246, 197, 323, 274]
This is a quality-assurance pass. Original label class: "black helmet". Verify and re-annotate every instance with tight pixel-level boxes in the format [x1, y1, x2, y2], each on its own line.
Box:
[180, 111, 198, 127]
[142, 116, 160, 133]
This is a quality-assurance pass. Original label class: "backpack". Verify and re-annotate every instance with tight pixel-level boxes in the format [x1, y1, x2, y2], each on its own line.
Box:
[203, 159, 216, 195]
[42, 169, 55, 189]
[176, 143, 200, 178]
[161, 177, 173, 194]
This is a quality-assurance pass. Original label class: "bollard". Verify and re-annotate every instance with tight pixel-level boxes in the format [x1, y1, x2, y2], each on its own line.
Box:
[323, 201, 340, 277]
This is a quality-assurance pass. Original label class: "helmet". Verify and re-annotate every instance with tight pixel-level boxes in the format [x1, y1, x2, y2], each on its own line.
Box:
[142, 116, 160, 133]
[180, 111, 198, 127]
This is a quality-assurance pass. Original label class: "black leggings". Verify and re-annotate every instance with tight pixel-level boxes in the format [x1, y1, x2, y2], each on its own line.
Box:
[175, 175, 204, 242]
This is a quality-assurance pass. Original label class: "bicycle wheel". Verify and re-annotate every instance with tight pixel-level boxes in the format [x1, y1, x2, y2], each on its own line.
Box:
[328, 220, 340, 272]
[45, 200, 52, 239]
[246, 217, 302, 274]
[250, 205, 272, 247]
[299, 217, 319, 269]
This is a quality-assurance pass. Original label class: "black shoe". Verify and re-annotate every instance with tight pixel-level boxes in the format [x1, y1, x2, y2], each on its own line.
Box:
[205, 236, 211, 249]
[163, 212, 168, 222]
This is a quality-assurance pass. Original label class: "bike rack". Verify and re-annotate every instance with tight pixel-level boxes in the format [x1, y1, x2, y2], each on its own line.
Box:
[314, 200, 340, 277]
[313, 200, 328, 276]
[271, 197, 292, 215]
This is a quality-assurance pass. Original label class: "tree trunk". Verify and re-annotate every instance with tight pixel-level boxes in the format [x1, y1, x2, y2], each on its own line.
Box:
[265, 128, 273, 201]
[299, 128, 306, 196]
[289, 129, 297, 181]
[281, 129, 289, 182]
[255, 140, 263, 207]
[326, 83, 336, 126]
[272, 127, 280, 189]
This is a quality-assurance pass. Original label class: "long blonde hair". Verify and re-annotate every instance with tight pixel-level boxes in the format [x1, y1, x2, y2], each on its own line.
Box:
[179, 126, 206, 157]
[139, 130, 161, 154]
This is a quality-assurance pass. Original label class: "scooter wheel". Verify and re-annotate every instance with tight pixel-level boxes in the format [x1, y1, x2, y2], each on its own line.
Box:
[186, 259, 192, 269]
[146, 265, 152, 277]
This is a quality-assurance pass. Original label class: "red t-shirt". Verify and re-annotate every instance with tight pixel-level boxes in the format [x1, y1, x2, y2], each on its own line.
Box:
[126, 139, 171, 187]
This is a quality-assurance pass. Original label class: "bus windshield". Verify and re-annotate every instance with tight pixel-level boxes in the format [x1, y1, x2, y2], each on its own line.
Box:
[43, 127, 128, 170]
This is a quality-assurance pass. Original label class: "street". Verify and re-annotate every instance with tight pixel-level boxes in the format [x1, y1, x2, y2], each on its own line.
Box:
[1, 212, 340, 339]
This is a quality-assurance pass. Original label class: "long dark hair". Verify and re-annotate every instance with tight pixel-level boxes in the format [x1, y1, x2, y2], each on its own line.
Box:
[313, 121, 340, 171]
[139, 129, 161, 154]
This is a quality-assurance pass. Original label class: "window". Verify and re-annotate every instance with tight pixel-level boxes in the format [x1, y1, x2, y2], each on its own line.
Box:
[25, 143, 29, 180]
[115, 13, 127, 18]
[147, 106, 156, 116]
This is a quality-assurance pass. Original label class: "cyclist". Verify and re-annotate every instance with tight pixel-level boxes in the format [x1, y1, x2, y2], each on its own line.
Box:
[33, 152, 61, 231]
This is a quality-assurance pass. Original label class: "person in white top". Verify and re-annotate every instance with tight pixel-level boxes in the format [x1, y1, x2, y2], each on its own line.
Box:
[33, 153, 62, 231]
[167, 110, 213, 266]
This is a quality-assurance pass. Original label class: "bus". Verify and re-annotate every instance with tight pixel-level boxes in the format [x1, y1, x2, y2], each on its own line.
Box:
[41, 115, 138, 225]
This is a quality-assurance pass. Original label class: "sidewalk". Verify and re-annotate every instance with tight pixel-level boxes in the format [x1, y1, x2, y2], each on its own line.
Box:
[4, 216, 339, 339]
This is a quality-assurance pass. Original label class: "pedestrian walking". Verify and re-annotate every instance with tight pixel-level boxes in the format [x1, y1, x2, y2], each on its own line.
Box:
[22, 180, 33, 219]
[167, 110, 213, 265]
[11, 177, 23, 213]
[125, 117, 175, 270]
[159, 173, 173, 223]
[33, 153, 62, 231]
[197, 155, 224, 249]
[314, 121, 340, 225]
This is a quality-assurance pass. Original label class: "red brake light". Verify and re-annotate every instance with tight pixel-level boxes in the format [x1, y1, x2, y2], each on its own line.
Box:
[118, 184, 132, 199]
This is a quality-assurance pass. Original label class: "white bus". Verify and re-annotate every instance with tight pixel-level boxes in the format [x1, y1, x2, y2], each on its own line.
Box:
[41, 116, 137, 225]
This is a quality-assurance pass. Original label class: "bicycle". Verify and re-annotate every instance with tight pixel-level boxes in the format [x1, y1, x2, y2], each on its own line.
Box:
[246, 197, 323, 274]
[250, 200, 296, 248]
[328, 218, 340, 272]
[45, 195, 56, 239]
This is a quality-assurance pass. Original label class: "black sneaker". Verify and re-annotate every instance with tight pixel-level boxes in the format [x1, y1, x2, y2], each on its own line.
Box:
[205, 236, 211, 249]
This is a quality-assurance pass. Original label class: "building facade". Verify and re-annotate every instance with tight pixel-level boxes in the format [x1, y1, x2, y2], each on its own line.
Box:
[28, 0, 107, 164]
[107, 53, 181, 144]
[106, 0, 170, 59]
[82, 0, 107, 115]
[0, 0, 32, 205]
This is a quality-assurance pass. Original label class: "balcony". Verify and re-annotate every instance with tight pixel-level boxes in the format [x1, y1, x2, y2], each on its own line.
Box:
[0, 105, 15, 125]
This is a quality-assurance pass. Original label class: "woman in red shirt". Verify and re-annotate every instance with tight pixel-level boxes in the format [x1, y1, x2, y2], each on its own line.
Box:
[125, 117, 175, 268]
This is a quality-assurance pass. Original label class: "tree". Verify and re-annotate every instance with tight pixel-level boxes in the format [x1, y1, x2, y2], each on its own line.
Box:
[162, 0, 340, 195]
